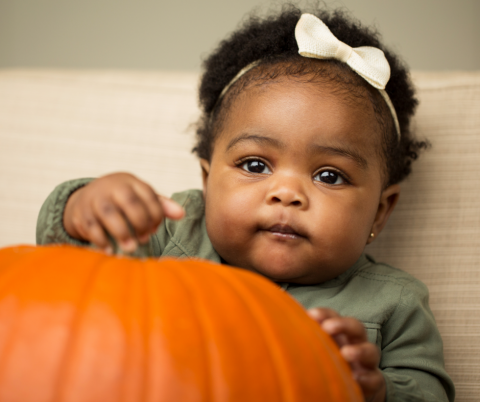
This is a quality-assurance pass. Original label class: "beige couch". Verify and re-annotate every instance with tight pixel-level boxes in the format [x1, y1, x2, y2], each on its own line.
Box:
[1, 69, 479, 401]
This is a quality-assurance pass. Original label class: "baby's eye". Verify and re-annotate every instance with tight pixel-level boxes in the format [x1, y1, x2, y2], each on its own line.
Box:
[314, 170, 345, 185]
[241, 160, 272, 174]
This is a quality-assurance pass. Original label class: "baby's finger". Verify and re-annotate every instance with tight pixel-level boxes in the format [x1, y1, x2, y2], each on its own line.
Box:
[92, 199, 137, 253]
[321, 317, 368, 344]
[355, 370, 386, 401]
[307, 308, 349, 347]
[111, 186, 153, 241]
[73, 213, 111, 251]
[307, 307, 340, 324]
[83, 219, 112, 252]
[341, 343, 380, 369]
[158, 195, 185, 221]
[131, 180, 166, 232]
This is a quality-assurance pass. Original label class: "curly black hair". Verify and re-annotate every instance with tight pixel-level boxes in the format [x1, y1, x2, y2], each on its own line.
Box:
[193, 4, 427, 186]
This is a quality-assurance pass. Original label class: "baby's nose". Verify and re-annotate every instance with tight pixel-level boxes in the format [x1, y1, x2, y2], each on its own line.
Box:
[266, 177, 308, 208]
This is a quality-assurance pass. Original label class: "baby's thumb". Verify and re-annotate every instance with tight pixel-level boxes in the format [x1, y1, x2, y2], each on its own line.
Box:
[158, 195, 185, 220]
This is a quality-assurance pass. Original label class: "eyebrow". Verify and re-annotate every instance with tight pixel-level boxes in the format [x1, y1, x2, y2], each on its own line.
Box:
[225, 133, 368, 170]
[308, 144, 369, 170]
[226, 134, 285, 151]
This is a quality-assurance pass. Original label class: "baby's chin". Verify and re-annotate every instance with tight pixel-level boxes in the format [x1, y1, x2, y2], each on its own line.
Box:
[238, 258, 343, 285]
[217, 244, 355, 285]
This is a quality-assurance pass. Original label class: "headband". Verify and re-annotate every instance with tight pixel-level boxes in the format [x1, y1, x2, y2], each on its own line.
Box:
[217, 13, 401, 139]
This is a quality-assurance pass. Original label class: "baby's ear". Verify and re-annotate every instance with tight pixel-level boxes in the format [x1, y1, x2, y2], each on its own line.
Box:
[368, 184, 400, 244]
[199, 159, 210, 198]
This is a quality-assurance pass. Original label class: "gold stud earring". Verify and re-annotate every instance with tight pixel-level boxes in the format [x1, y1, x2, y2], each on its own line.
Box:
[370, 233, 375, 238]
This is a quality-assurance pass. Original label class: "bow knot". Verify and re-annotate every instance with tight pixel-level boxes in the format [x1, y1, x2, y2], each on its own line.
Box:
[295, 13, 400, 136]
[295, 13, 390, 90]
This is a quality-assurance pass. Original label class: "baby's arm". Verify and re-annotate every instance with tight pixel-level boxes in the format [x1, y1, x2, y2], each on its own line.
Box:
[36, 173, 184, 252]
[308, 308, 386, 402]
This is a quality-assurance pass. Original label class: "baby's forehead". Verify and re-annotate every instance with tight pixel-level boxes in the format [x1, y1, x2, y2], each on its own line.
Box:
[221, 61, 381, 128]
[226, 67, 382, 133]
[228, 79, 377, 144]
[215, 66, 390, 180]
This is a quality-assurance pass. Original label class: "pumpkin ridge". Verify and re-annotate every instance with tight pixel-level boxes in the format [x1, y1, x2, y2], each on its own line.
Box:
[204, 264, 309, 402]
[244, 276, 336, 400]
[187, 259, 288, 400]
[200, 263, 289, 401]
[0, 245, 103, 401]
[52, 247, 112, 402]
[247, 277, 362, 401]
[136, 258, 150, 402]
[0, 246, 40, 377]
[293, 303, 362, 400]
[0, 248, 41, 396]
[139, 260, 149, 402]
[208, 264, 361, 401]
[149, 258, 213, 401]
[305, 322, 362, 401]
[119, 257, 148, 402]
[165, 259, 223, 401]
[251, 273, 362, 400]
[143, 261, 165, 402]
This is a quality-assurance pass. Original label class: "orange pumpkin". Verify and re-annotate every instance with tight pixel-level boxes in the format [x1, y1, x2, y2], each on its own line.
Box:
[0, 245, 362, 402]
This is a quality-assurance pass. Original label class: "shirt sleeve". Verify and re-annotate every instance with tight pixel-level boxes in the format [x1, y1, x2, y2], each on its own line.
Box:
[36, 178, 93, 246]
[380, 279, 455, 402]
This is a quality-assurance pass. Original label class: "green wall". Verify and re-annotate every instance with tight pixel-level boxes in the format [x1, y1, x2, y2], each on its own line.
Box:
[1, 0, 479, 70]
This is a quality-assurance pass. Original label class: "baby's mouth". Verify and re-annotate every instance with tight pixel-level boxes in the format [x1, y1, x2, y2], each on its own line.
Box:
[266, 224, 305, 240]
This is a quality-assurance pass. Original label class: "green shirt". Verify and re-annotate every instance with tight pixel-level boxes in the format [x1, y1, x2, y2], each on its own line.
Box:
[37, 179, 455, 402]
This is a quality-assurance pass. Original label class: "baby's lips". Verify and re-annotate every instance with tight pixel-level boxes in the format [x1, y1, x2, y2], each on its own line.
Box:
[268, 224, 298, 235]
[267, 222, 307, 238]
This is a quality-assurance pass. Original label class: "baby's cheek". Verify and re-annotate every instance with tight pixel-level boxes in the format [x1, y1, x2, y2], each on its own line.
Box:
[205, 196, 236, 242]
[209, 205, 248, 242]
[205, 189, 257, 256]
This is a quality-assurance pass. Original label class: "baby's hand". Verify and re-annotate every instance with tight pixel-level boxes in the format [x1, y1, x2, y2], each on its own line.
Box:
[63, 172, 185, 253]
[307, 308, 386, 402]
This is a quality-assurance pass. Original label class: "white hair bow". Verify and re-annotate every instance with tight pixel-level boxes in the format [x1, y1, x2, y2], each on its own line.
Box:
[295, 13, 400, 136]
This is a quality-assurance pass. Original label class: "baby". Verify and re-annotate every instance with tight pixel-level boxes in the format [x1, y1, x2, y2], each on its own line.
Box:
[37, 6, 454, 402]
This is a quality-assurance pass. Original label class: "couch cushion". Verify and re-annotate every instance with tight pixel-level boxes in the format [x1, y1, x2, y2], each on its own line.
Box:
[367, 71, 480, 402]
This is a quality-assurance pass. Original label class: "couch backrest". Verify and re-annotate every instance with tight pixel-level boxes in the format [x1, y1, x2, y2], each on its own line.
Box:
[1, 69, 479, 401]
[0, 70, 203, 247]
[366, 71, 480, 402]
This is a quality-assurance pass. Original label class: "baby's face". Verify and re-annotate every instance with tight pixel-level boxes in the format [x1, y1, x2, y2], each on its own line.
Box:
[201, 78, 398, 284]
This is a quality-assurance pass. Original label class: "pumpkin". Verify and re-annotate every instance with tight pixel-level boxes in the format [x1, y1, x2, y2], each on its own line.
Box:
[0, 245, 362, 402]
